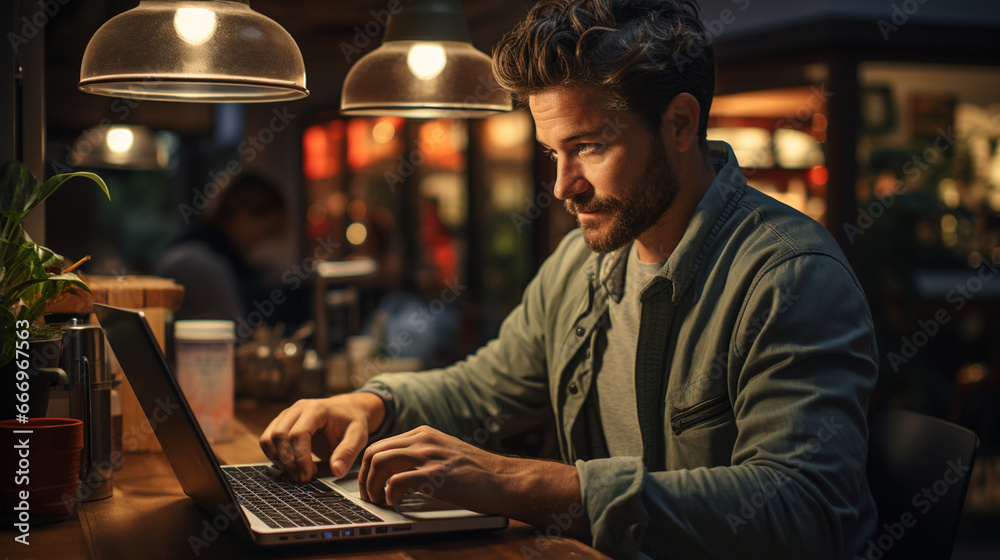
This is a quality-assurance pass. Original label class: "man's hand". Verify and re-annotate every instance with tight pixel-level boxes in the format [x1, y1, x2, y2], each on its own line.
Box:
[358, 425, 586, 541]
[358, 425, 503, 509]
[259, 392, 386, 482]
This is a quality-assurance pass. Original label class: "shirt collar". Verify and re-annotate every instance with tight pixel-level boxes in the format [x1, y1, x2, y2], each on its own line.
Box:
[590, 140, 748, 303]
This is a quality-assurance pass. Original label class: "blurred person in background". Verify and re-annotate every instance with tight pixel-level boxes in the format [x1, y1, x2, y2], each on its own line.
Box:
[155, 173, 295, 329]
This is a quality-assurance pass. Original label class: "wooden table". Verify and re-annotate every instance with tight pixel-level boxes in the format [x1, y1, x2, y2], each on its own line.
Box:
[1, 401, 610, 560]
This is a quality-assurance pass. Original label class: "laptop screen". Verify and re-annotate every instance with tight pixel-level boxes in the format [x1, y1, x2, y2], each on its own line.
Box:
[94, 303, 252, 541]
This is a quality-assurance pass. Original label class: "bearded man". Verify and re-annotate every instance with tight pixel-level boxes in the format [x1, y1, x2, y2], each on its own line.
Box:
[261, 1, 878, 557]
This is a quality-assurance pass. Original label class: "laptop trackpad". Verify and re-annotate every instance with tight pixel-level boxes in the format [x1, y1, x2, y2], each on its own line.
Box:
[327, 474, 490, 520]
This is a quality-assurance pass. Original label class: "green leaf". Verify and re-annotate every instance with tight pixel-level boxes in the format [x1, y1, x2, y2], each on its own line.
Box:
[1, 242, 42, 301]
[27, 171, 111, 217]
[1, 160, 110, 341]
[33, 243, 62, 269]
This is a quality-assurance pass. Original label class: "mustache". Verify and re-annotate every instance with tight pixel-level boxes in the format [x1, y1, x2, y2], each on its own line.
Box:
[564, 193, 619, 216]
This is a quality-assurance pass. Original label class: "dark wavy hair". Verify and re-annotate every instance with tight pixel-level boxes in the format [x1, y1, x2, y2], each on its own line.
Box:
[493, 0, 715, 148]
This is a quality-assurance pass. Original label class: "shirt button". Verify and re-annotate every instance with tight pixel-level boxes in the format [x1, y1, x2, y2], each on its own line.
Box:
[575, 327, 585, 337]
[568, 382, 579, 394]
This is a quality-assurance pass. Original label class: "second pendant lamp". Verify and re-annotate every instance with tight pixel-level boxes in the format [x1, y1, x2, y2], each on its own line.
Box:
[340, 0, 512, 118]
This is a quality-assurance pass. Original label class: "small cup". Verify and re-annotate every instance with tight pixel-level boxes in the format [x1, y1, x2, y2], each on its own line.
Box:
[0, 418, 84, 522]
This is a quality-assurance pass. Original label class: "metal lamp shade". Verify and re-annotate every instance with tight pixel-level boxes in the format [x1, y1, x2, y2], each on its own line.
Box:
[340, 0, 511, 118]
[340, 40, 511, 118]
[78, 0, 308, 103]
[70, 125, 168, 169]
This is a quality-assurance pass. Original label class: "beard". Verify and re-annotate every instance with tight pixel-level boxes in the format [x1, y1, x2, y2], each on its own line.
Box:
[565, 136, 680, 254]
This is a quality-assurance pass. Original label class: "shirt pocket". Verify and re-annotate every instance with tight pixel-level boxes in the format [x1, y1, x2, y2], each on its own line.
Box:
[669, 392, 733, 436]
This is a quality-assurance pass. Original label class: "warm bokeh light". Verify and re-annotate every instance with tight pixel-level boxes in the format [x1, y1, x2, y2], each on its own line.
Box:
[372, 120, 396, 143]
[808, 165, 829, 185]
[346, 222, 368, 245]
[774, 128, 823, 169]
[306, 203, 327, 225]
[706, 126, 772, 168]
[105, 127, 135, 154]
[812, 113, 828, 132]
[348, 200, 367, 221]
[941, 213, 958, 233]
[417, 119, 466, 169]
[484, 110, 533, 149]
[303, 122, 344, 180]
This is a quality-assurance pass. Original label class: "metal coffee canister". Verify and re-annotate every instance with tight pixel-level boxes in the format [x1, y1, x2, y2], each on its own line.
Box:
[58, 319, 116, 502]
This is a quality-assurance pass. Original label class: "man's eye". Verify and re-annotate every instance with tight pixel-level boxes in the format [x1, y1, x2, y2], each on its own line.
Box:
[577, 143, 603, 155]
[544, 149, 557, 162]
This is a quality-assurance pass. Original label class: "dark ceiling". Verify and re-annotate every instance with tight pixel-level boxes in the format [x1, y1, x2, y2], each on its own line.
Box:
[44, 0, 530, 136]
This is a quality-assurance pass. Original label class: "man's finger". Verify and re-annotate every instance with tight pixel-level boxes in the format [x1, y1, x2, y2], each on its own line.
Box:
[363, 447, 421, 504]
[384, 469, 432, 507]
[329, 421, 367, 478]
[262, 408, 302, 467]
[285, 408, 330, 481]
[258, 408, 287, 461]
[358, 431, 422, 501]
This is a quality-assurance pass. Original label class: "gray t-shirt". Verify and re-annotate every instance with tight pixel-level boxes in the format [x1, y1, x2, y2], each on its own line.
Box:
[596, 242, 665, 457]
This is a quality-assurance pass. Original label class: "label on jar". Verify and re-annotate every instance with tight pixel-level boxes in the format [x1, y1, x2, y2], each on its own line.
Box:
[175, 340, 234, 443]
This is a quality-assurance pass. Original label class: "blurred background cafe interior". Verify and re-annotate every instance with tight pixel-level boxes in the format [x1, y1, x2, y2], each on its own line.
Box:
[3, 0, 1000, 555]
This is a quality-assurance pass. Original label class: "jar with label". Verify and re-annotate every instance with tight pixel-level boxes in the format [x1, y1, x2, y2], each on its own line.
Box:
[174, 320, 235, 443]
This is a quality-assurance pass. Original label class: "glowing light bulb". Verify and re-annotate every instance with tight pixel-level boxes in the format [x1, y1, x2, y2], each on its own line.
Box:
[106, 127, 135, 154]
[407, 44, 446, 80]
[174, 8, 217, 45]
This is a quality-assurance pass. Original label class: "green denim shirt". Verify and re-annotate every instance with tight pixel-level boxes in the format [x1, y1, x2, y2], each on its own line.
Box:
[364, 141, 878, 559]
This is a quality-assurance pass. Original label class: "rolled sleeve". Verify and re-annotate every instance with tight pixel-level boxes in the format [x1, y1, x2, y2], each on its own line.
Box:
[576, 456, 647, 559]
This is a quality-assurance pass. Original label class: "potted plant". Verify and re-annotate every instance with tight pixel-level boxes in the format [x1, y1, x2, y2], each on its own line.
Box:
[1, 160, 109, 418]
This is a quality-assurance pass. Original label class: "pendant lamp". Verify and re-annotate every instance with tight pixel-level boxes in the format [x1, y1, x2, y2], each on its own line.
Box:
[70, 125, 169, 169]
[340, 0, 511, 118]
[79, 0, 308, 103]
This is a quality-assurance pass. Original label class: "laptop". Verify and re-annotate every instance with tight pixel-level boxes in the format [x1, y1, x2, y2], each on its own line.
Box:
[93, 303, 508, 546]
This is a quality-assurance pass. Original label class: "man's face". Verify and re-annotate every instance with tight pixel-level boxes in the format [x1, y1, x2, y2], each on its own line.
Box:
[530, 84, 680, 254]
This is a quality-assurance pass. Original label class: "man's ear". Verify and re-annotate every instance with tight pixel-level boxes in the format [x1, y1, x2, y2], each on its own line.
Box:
[660, 93, 701, 153]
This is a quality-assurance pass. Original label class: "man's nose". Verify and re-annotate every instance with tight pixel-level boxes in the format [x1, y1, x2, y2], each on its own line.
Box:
[552, 160, 589, 201]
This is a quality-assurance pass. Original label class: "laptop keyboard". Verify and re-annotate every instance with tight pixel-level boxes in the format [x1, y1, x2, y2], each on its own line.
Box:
[224, 465, 383, 529]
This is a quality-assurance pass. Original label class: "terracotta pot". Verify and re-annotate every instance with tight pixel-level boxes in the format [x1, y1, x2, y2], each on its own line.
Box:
[0, 417, 84, 522]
